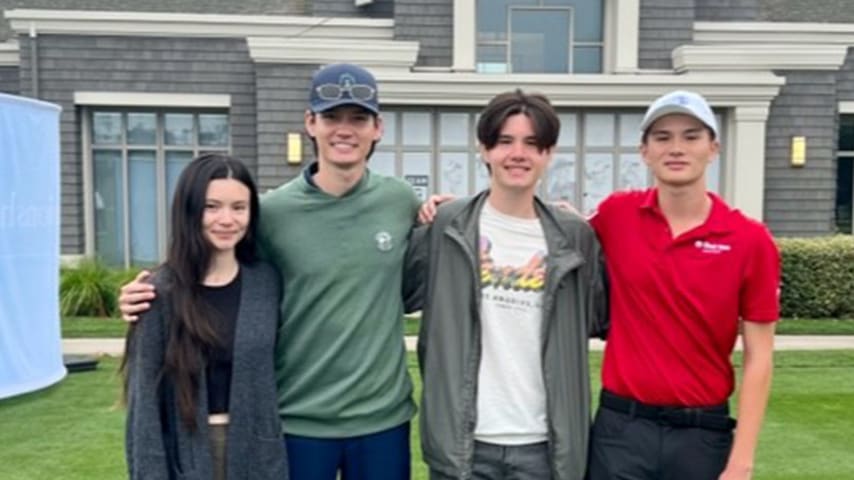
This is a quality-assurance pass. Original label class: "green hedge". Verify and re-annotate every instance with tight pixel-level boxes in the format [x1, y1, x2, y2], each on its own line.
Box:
[778, 235, 854, 319]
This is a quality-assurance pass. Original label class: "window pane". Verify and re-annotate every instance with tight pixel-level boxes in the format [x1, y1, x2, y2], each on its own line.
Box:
[585, 113, 614, 146]
[403, 152, 432, 201]
[475, 158, 490, 192]
[583, 153, 613, 215]
[93, 150, 125, 266]
[440, 152, 470, 196]
[128, 151, 158, 265]
[477, 44, 509, 74]
[619, 113, 644, 147]
[840, 116, 854, 151]
[510, 9, 570, 73]
[165, 151, 193, 208]
[402, 112, 432, 146]
[165, 113, 194, 146]
[558, 113, 577, 147]
[836, 157, 853, 233]
[127, 113, 156, 145]
[92, 112, 122, 145]
[619, 153, 646, 190]
[440, 113, 470, 147]
[706, 154, 721, 193]
[199, 114, 229, 147]
[477, 0, 537, 42]
[573, 46, 602, 73]
[381, 112, 397, 145]
[569, 1, 603, 41]
[545, 152, 576, 202]
[370, 151, 397, 177]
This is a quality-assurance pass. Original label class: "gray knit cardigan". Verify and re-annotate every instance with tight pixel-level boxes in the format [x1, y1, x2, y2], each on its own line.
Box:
[125, 261, 288, 480]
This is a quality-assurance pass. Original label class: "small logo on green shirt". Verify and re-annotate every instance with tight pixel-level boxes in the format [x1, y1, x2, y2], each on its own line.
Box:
[375, 231, 393, 252]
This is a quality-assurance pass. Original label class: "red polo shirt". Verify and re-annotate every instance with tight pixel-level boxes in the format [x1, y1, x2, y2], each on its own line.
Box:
[590, 189, 780, 407]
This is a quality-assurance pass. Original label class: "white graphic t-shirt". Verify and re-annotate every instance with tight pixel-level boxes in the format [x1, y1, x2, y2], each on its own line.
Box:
[474, 201, 548, 445]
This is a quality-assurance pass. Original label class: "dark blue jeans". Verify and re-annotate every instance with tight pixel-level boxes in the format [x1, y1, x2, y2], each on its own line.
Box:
[284, 421, 410, 480]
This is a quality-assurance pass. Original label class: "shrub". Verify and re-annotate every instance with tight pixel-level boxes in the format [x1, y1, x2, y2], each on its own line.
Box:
[778, 235, 854, 319]
[59, 259, 117, 317]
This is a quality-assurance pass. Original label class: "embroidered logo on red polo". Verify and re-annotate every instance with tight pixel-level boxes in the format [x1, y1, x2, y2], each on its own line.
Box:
[694, 240, 731, 254]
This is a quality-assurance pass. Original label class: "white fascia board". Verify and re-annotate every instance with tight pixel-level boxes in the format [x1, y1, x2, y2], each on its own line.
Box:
[694, 21, 854, 45]
[0, 40, 19, 66]
[375, 72, 785, 107]
[74, 92, 231, 108]
[673, 44, 849, 72]
[247, 37, 419, 71]
[4, 9, 394, 40]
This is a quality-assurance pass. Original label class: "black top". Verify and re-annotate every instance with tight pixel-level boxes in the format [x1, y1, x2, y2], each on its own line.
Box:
[201, 270, 242, 414]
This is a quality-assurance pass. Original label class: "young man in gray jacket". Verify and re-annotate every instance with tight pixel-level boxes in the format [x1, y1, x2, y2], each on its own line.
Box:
[406, 90, 608, 480]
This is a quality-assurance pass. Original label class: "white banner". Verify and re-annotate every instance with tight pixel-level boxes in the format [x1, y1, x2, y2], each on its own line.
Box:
[0, 93, 66, 399]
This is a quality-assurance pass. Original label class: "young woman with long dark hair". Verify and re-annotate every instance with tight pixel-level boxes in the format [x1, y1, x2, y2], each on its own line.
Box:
[122, 153, 287, 480]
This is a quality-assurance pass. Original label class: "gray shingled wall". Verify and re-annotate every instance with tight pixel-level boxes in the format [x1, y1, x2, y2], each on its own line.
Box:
[763, 71, 838, 236]
[759, 0, 854, 22]
[696, 0, 758, 20]
[16, 34, 257, 254]
[254, 63, 317, 192]
[0, 1, 305, 42]
[311, 0, 393, 18]
[638, 0, 695, 70]
[839, 47, 854, 102]
[394, 0, 452, 67]
[0, 65, 17, 93]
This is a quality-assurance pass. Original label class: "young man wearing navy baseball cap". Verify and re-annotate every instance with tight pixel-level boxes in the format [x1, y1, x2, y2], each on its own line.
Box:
[119, 63, 420, 480]
[586, 90, 780, 480]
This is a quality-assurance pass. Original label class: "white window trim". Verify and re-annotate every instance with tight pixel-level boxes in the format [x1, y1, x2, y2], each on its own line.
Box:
[673, 44, 848, 72]
[247, 37, 419, 72]
[694, 21, 854, 45]
[0, 40, 19, 67]
[453, 0, 638, 74]
[74, 92, 231, 108]
[840, 102, 854, 114]
[4, 9, 394, 40]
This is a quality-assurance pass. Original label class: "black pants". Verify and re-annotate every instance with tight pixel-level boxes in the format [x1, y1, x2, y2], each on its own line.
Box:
[587, 392, 734, 480]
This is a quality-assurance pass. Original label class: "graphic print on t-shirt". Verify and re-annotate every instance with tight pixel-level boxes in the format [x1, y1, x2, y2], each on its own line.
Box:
[480, 234, 546, 313]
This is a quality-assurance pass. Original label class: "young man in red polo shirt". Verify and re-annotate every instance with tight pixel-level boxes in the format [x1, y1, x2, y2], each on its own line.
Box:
[586, 90, 780, 480]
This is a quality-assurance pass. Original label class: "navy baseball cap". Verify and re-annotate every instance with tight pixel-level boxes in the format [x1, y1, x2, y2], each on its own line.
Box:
[640, 90, 719, 139]
[309, 63, 379, 114]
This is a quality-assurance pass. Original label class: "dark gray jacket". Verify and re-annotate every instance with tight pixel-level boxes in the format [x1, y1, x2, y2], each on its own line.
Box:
[406, 192, 608, 480]
[125, 261, 288, 480]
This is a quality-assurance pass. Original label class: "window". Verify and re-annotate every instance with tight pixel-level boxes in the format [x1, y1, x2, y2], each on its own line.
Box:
[836, 115, 854, 233]
[476, 0, 604, 74]
[376, 108, 724, 213]
[88, 110, 230, 267]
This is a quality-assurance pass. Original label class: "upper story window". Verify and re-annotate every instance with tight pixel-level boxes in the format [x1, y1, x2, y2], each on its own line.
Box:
[476, 0, 604, 74]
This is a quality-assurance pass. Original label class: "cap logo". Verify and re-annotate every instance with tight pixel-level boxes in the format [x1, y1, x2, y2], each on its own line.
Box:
[677, 95, 690, 105]
[339, 73, 356, 88]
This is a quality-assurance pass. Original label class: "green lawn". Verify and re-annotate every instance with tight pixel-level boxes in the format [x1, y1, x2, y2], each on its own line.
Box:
[64, 315, 854, 338]
[1, 351, 853, 479]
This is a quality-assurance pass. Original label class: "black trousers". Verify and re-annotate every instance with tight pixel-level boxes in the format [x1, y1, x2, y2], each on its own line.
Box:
[587, 392, 734, 480]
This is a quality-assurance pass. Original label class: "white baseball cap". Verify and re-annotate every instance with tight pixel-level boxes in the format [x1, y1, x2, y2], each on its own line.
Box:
[639, 90, 718, 139]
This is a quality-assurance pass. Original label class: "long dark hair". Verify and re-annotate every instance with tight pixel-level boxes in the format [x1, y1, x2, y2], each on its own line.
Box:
[122, 153, 260, 431]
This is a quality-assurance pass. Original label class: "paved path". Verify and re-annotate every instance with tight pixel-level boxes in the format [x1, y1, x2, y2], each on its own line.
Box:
[64, 335, 854, 357]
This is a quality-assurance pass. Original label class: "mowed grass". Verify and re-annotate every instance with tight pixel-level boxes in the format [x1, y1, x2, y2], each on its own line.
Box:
[63, 315, 854, 338]
[1, 351, 853, 479]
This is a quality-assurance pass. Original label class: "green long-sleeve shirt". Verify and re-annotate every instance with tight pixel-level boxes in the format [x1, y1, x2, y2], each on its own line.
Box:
[258, 167, 419, 437]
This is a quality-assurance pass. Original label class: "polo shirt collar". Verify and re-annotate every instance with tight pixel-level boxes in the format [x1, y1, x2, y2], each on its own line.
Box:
[640, 187, 733, 235]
